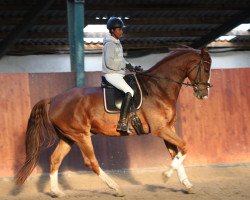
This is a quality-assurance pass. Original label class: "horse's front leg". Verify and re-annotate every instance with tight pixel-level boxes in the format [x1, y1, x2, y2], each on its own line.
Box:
[162, 141, 193, 193]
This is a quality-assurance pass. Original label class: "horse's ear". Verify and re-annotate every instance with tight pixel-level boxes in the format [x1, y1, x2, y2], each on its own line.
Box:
[201, 48, 209, 56]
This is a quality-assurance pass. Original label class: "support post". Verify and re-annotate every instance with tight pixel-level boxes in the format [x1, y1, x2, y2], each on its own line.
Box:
[67, 0, 85, 87]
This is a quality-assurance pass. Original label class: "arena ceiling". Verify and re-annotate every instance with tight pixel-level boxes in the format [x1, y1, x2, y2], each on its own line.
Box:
[0, 0, 250, 57]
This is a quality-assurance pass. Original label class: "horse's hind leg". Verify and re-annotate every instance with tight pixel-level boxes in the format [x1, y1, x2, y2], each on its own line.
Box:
[77, 134, 125, 197]
[162, 141, 193, 193]
[50, 138, 74, 197]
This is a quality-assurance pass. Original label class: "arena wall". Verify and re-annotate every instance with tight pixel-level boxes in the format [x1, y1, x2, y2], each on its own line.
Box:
[0, 68, 249, 177]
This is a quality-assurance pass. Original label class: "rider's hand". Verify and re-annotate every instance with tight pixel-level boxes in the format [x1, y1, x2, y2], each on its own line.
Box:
[134, 66, 143, 72]
[125, 63, 135, 72]
[126, 64, 143, 72]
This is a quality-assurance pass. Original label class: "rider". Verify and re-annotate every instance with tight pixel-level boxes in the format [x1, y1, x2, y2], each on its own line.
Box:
[102, 17, 135, 132]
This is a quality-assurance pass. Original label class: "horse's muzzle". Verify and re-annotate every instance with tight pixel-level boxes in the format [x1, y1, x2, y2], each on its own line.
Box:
[194, 88, 209, 100]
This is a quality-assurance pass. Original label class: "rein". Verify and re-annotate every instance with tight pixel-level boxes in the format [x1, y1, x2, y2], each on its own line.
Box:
[136, 58, 212, 89]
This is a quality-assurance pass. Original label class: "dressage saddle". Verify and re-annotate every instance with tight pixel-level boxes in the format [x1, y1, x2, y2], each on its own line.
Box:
[101, 74, 145, 135]
[101, 74, 142, 113]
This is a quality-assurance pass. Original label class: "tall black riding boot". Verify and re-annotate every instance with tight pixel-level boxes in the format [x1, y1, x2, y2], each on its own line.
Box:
[117, 92, 132, 132]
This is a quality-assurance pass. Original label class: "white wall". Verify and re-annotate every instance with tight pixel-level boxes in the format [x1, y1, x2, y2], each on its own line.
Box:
[0, 54, 71, 73]
[210, 51, 250, 69]
[127, 51, 250, 69]
[0, 51, 249, 73]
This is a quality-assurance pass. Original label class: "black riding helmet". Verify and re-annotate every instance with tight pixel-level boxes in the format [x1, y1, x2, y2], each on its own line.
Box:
[107, 17, 125, 31]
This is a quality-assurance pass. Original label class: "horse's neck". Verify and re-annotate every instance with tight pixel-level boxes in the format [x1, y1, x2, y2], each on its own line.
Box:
[140, 50, 200, 102]
[141, 76, 183, 103]
[142, 64, 187, 102]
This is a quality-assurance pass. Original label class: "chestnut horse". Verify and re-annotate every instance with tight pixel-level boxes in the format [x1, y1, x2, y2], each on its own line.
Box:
[15, 48, 212, 197]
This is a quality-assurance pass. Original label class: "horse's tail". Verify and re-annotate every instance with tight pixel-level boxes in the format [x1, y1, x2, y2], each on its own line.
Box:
[15, 98, 56, 185]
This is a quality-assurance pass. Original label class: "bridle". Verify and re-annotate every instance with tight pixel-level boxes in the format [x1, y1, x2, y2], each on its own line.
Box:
[186, 58, 212, 88]
[136, 57, 212, 93]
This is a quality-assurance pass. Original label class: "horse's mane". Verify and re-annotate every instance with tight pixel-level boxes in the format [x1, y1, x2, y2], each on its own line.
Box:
[148, 47, 200, 71]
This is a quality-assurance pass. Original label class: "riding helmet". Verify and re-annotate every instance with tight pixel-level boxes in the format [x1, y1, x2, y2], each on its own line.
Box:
[107, 17, 125, 30]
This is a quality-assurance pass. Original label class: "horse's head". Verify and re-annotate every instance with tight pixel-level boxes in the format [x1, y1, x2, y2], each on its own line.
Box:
[187, 48, 212, 100]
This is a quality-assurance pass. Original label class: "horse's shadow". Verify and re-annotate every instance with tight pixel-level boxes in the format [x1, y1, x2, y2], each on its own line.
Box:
[9, 184, 23, 196]
[146, 184, 188, 193]
[144, 184, 167, 192]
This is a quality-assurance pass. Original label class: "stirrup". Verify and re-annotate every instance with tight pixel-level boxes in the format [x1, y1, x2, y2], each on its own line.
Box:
[116, 120, 129, 132]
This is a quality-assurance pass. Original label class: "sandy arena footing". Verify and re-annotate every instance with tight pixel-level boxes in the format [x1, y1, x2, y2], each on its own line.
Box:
[1, 164, 250, 200]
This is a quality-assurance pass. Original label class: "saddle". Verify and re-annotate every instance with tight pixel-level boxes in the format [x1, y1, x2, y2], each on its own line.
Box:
[101, 74, 143, 113]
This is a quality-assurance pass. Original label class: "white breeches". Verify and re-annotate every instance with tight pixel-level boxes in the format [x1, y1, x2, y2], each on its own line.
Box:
[104, 73, 134, 96]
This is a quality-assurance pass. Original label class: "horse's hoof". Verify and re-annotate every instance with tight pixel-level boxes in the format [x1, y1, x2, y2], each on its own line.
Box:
[114, 190, 125, 197]
[162, 171, 170, 183]
[182, 179, 194, 194]
[185, 186, 195, 194]
[162, 168, 173, 183]
[50, 190, 65, 198]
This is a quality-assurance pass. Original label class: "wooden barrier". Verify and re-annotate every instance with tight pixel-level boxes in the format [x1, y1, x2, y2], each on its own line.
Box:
[178, 69, 250, 165]
[0, 68, 249, 177]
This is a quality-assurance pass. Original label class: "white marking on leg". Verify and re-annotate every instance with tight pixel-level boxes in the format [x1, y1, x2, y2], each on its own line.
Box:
[207, 67, 212, 97]
[50, 170, 64, 197]
[171, 152, 186, 169]
[162, 167, 174, 182]
[98, 167, 124, 197]
[162, 152, 186, 180]
[50, 170, 59, 192]
[177, 164, 193, 189]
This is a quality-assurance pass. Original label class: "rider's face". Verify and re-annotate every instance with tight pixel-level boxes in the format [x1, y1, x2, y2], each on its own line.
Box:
[112, 28, 123, 39]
